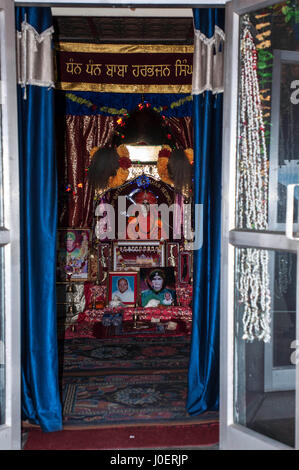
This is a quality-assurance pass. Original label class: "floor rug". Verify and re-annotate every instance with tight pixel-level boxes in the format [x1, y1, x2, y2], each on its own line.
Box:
[23, 335, 219, 449]
[60, 336, 191, 375]
[23, 422, 219, 450]
[62, 371, 218, 428]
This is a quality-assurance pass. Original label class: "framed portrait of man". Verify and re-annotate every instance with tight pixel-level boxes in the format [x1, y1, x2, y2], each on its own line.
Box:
[108, 271, 138, 306]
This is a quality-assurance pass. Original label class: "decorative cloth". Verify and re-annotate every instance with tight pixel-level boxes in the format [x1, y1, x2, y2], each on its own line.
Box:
[72, 284, 86, 313]
[84, 281, 107, 308]
[16, 18, 54, 89]
[192, 25, 225, 95]
[78, 306, 192, 324]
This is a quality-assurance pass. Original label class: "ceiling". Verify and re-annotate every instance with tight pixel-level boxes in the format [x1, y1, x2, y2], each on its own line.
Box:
[53, 15, 194, 44]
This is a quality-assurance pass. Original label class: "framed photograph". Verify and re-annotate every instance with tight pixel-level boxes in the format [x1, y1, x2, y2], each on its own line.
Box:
[57, 229, 90, 281]
[179, 251, 192, 284]
[139, 267, 177, 308]
[108, 271, 138, 306]
[113, 240, 165, 271]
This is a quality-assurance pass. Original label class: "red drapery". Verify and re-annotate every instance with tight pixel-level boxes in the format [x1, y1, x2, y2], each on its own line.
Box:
[56, 114, 193, 228]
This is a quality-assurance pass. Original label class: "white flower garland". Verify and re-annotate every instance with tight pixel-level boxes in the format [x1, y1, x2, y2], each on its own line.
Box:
[237, 20, 271, 343]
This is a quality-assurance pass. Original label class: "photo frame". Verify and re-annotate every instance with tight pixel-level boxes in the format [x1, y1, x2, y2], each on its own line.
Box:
[56, 229, 90, 281]
[179, 251, 192, 284]
[108, 271, 138, 306]
[139, 267, 177, 308]
[113, 240, 165, 271]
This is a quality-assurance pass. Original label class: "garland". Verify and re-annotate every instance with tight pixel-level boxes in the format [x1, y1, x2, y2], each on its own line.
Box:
[237, 17, 271, 343]
[90, 144, 131, 189]
[157, 145, 193, 187]
[65, 92, 193, 116]
[89, 143, 194, 190]
[87, 100, 193, 192]
[157, 145, 173, 186]
[66, 92, 128, 114]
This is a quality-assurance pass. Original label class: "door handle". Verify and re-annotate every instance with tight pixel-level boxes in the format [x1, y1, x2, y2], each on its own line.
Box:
[286, 184, 299, 240]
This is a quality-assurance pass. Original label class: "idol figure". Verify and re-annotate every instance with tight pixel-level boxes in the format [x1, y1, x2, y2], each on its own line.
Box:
[127, 190, 167, 240]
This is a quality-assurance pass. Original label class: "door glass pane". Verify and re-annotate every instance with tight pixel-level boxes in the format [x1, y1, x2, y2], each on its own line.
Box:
[0, 51, 3, 228]
[236, 1, 299, 232]
[0, 246, 4, 425]
[234, 247, 296, 448]
[0, 10, 5, 426]
[0, 99, 3, 228]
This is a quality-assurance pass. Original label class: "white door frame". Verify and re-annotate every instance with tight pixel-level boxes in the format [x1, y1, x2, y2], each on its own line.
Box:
[220, 0, 299, 450]
[2, 0, 226, 452]
[10, 0, 292, 451]
[0, 0, 21, 451]
[15, 0, 297, 452]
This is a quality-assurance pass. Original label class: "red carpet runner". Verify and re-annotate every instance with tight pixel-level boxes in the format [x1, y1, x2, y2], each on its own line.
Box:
[24, 422, 219, 450]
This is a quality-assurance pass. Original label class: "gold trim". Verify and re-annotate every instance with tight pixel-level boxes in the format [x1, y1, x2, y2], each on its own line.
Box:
[56, 82, 192, 94]
[55, 42, 194, 54]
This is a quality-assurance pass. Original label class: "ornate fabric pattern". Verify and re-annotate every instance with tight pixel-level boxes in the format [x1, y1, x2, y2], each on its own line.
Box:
[60, 336, 190, 373]
[192, 25, 225, 95]
[17, 20, 55, 88]
[62, 372, 195, 426]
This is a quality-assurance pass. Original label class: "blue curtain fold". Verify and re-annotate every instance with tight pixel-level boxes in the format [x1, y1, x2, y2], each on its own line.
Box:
[187, 8, 224, 415]
[17, 7, 63, 432]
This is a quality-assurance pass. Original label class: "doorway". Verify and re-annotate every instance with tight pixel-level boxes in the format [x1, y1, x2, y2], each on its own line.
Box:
[52, 6, 197, 434]
[2, 0, 227, 448]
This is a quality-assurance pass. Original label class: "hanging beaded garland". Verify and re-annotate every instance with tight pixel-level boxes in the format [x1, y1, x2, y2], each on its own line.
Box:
[237, 16, 271, 343]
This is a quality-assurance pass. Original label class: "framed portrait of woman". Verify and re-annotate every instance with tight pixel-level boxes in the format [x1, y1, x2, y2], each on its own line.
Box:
[139, 267, 177, 308]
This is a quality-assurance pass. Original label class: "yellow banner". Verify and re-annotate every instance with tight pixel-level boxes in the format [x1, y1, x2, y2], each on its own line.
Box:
[55, 43, 194, 94]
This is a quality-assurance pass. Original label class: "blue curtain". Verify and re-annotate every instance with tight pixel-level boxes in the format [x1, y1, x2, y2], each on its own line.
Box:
[187, 8, 224, 415]
[16, 7, 63, 432]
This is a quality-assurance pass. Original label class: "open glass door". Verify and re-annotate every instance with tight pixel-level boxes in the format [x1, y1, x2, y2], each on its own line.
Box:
[0, 0, 21, 450]
[221, 0, 299, 450]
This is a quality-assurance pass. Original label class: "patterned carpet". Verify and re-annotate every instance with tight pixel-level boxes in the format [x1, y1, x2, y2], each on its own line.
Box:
[60, 335, 219, 429]
[60, 336, 191, 374]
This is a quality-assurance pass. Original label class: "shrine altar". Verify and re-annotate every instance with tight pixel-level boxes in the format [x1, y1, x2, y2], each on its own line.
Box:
[64, 305, 192, 339]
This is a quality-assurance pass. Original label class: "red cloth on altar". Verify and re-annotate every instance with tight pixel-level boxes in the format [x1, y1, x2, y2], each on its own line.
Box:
[83, 282, 106, 309]
[63, 306, 192, 339]
[77, 305, 192, 323]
